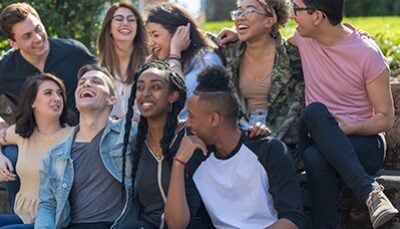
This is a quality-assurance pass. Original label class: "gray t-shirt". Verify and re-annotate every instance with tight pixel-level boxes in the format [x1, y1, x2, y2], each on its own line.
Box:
[69, 130, 125, 223]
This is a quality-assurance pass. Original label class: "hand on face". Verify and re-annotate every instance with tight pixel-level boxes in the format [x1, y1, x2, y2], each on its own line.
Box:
[175, 135, 208, 164]
[170, 23, 191, 56]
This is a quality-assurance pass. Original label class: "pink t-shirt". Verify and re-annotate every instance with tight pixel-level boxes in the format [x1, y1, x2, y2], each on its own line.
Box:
[292, 29, 388, 122]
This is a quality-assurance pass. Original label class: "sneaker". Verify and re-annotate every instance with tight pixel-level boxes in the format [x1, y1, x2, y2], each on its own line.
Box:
[366, 185, 399, 228]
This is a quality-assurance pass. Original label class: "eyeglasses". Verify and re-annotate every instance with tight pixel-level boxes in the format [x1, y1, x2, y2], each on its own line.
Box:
[292, 3, 316, 16]
[112, 15, 137, 24]
[230, 8, 269, 21]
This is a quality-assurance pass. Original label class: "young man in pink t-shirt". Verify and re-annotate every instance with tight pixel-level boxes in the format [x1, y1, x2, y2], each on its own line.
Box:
[288, 0, 398, 228]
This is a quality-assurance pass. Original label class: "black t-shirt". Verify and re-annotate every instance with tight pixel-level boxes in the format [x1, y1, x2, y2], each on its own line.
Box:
[0, 38, 96, 115]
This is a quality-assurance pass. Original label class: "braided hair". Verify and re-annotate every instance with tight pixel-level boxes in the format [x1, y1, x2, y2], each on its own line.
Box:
[121, 60, 187, 187]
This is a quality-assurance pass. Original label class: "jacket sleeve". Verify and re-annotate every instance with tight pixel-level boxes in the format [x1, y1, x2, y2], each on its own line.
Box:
[34, 153, 56, 229]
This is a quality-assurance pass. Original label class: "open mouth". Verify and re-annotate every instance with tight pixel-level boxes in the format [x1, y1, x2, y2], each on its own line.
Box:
[80, 90, 95, 98]
[118, 28, 132, 35]
[237, 24, 249, 32]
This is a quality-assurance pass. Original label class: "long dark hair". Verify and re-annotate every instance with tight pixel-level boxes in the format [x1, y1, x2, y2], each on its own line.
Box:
[121, 60, 187, 185]
[147, 2, 217, 68]
[15, 73, 77, 138]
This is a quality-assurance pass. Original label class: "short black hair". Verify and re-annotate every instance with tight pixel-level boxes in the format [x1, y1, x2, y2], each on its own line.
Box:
[194, 65, 240, 121]
[303, 0, 344, 25]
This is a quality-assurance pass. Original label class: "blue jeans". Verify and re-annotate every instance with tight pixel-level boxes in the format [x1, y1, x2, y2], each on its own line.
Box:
[298, 103, 384, 229]
[0, 214, 33, 228]
[2, 145, 19, 214]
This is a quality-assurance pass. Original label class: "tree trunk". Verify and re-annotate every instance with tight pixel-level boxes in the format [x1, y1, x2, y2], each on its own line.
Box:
[204, 0, 235, 22]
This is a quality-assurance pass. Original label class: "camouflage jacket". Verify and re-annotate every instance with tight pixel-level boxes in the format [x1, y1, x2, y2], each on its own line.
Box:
[223, 34, 305, 146]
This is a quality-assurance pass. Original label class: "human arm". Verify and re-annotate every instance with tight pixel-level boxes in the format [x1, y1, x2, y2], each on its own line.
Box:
[0, 125, 17, 181]
[215, 27, 239, 47]
[336, 69, 394, 135]
[261, 139, 304, 229]
[165, 135, 207, 229]
[35, 154, 57, 229]
[169, 23, 191, 76]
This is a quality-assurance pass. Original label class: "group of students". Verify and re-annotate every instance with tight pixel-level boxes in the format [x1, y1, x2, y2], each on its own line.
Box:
[0, 0, 398, 228]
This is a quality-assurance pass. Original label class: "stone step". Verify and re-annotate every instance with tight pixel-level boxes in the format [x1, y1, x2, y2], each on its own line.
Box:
[300, 170, 400, 229]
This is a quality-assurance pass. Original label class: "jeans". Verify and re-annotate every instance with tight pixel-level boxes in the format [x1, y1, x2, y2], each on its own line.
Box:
[0, 214, 33, 228]
[239, 109, 268, 130]
[2, 145, 19, 214]
[298, 103, 384, 229]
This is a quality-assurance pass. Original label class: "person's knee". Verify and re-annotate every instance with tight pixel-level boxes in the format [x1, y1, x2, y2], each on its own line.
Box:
[301, 102, 328, 123]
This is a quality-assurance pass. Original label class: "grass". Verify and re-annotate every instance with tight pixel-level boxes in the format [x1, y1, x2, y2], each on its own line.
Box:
[201, 16, 400, 38]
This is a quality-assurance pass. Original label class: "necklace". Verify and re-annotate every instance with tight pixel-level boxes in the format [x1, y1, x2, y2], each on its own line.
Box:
[145, 140, 164, 161]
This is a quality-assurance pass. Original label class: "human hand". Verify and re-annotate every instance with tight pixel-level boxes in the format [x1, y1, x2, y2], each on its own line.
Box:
[174, 135, 207, 164]
[248, 122, 271, 138]
[170, 23, 191, 57]
[334, 115, 353, 135]
[216, 28, 239, 47]
[0, 152, 16, 181]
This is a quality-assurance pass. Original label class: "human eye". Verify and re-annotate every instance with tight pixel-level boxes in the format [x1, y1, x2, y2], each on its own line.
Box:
[127, 15, 137, 23]
[35, 25, 42, 32]
[136, 83, 144, 91]
[113, 15, 124, 22]
[22, 33, 31, 40]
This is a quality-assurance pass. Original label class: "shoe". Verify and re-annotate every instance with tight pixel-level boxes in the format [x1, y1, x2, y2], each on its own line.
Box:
[366, 185, 399, 228]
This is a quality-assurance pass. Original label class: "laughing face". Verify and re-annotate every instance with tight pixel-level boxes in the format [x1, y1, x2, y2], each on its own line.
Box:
[147, 22, 172, 60]
[9, 13, 49, 60]
[110, 7, 137, 43]
[234, 0, 272, 42]
[32, 80, 64, 120]
[135, 68, 179, 120]
[75, 70, 116, 112]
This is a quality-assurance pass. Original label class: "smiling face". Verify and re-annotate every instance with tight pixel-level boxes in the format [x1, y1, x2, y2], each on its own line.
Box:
[290, 0, 317, 38]
[110, 7, 137, 43]
[32, 80, 63, 120]
[135, 68, 178, 120]
[9, 13, 49, 60]
[147, 22, 172, 60]
[234, 0, 271, 42]
[186, 95, 215, 144]
[75, 70, 116, 112]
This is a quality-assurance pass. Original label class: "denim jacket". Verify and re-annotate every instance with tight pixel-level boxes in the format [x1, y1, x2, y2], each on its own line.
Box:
[35, 118, 137, 229]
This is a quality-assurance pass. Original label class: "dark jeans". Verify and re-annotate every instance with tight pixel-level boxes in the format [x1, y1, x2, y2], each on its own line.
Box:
[0, 214, 33, 228]
[2, 145, 19, 214]
[298, 103, 384, 229]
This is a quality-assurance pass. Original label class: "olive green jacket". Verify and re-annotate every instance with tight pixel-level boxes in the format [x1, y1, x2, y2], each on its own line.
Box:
[223, 34, 305, 146]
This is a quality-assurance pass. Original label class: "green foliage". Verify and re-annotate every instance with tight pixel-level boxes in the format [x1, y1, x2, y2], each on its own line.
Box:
[0, 0, 108, 55]
[202, 17, 400, 77]
[344, 0, 400, 16]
